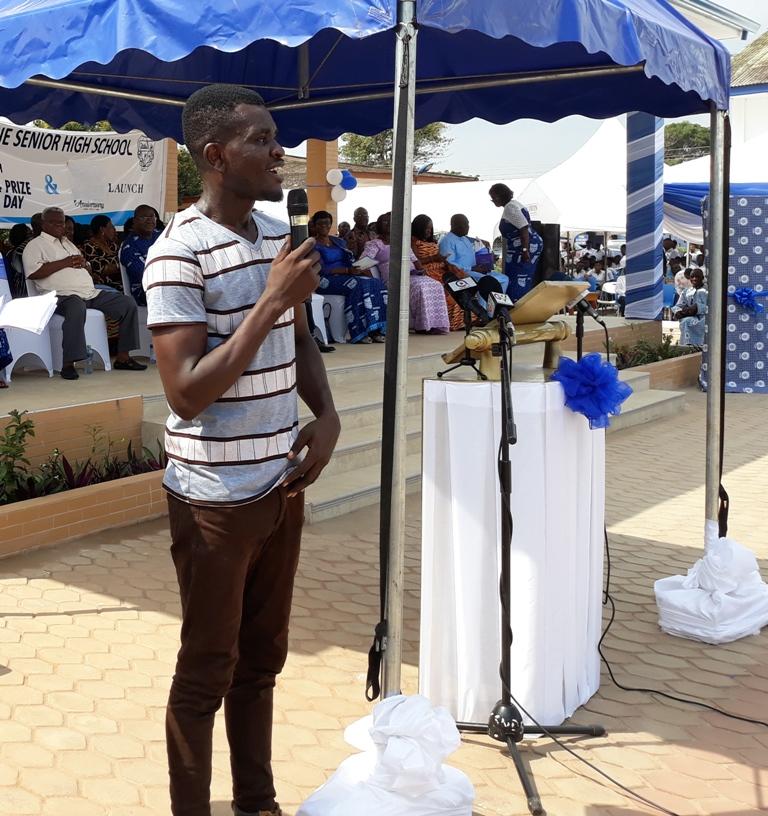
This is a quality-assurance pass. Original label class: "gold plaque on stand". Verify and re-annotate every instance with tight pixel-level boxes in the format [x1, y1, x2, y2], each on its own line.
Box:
[441, 281, 589, 381]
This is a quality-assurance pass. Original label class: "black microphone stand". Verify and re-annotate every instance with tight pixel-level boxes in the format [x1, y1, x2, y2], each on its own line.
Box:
[457, 316, 605, 816]
[575, 305, 585, 361]
[437, 307, 487, 380]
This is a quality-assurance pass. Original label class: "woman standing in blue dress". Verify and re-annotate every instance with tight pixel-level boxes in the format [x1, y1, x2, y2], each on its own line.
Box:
[313, 211, 387, 344]
[489, 183, 543, 302]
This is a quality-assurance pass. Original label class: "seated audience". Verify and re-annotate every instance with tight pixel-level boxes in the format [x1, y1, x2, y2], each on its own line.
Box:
[346, 207, 370, 259]
[438, 214, 509, 293]
[674, 266, 692, 299]
[22, 207, 146, 380]
[363, 212, 449, 334]
[120, 204, 161, 306]
[574, 260, 598, 291]
[83, 215, 121, 289]
[672, 268, 707, 348]
[411, 214, 466, 331]
[313, 210, 387, 344]
[615, 272, 626, 316]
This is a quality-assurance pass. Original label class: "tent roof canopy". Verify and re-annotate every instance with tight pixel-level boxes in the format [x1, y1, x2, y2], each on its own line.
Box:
[0, 0, 730, 146]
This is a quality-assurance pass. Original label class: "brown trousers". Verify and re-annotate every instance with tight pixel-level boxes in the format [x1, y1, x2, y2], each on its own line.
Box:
[166, 488, 304, 816]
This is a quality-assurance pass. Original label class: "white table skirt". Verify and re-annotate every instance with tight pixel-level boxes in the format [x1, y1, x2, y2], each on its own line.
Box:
[419, 379, 605, 726]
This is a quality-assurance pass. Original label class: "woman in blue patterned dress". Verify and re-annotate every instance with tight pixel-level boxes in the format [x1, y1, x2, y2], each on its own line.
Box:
[313, 211, 387, 344]
[672, 268, 707, 348]
[489, 183, 543, 302]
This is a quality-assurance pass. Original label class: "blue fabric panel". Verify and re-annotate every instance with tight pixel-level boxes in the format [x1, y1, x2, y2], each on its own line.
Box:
[0, 0, 730, 146]
[702, 196, 768, 394]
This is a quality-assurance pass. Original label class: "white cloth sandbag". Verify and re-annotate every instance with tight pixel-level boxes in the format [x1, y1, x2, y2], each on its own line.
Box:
[655, 532, 768, 644]
[297, 695, 474, 816]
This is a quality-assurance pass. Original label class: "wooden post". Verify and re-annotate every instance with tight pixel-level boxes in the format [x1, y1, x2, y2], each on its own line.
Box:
[306, 139, 338, 221]
[164, 139, 179, 218]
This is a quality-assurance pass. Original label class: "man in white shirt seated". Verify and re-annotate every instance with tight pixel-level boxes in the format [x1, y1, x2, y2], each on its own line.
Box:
[674, 266, 692, 299]
[22, 206, 146, 380]
[438, 214, 509, 293]
[615, 272, 626, 316]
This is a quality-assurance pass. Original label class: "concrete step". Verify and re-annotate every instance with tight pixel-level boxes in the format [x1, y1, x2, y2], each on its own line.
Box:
[141, 374, 429, 448]
[322, 414, 421, 478]
[619, 368, 651, 393]
[305, 452, 422, 524]
[140, 352, 676, 523]
[608, 388, 686, 433]
[322, 349, 445, 390]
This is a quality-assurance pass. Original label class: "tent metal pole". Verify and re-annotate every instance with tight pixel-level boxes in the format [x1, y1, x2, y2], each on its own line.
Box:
[23, 62, 643, 112]
[705, 107, 726, 527]
[380, 0, 417, 698]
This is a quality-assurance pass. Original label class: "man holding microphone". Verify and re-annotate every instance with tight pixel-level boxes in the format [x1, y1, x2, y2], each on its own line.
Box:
[144, 84, 340, 816]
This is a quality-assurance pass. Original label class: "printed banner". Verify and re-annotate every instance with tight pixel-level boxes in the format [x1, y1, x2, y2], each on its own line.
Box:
[0, 122, 167, 228]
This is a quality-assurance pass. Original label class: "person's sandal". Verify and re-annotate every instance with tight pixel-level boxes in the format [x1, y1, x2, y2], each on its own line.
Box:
[113, 359, 148, 371]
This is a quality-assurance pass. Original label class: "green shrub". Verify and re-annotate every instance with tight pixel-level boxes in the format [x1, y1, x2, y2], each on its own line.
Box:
[612, 334, 699, 370]
[0, 410, 166, 507]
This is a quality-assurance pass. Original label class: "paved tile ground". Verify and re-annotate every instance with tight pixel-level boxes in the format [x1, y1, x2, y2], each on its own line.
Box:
[1, 389, 767, 816]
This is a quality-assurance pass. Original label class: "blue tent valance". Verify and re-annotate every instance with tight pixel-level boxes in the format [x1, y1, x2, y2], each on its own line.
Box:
[665, 182, 768, 214]
[0, 0, 730, 146]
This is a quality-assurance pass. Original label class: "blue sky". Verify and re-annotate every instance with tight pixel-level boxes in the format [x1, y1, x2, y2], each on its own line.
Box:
[430, 0, 768, 180]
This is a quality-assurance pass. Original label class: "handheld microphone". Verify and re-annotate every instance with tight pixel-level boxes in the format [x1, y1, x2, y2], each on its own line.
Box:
[443, 272, 489, 325]
[287, 188, 310, 249]
[487, 291, 515, 334]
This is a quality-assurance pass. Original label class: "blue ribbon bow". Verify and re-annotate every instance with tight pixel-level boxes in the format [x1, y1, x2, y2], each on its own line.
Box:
[551, 353, 633, 430]
[731, 287, 768, 313]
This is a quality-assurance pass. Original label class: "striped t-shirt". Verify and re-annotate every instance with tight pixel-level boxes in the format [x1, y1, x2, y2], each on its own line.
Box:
[144, 205, 297, 506]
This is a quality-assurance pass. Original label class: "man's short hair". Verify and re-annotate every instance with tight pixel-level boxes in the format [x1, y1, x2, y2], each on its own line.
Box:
[133, 204, 155, 217]
[182, 84, 266, 164]
[42, 206, 64, 219]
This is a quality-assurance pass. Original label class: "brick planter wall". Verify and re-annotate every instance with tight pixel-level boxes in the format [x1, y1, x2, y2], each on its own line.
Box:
[633, 352, 702, 390]
[0, 471, 167, 559]
[1, 397, 143, 470]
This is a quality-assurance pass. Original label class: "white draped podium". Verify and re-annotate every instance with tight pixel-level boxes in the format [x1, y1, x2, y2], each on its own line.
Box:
[419, 379, 605, 726]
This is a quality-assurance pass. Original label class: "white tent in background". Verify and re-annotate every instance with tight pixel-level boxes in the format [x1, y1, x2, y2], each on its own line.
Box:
[516, 118, 628, 233]
[336, 178, 532, 244]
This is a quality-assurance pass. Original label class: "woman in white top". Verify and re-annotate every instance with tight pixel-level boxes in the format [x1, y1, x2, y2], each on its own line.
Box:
[489, 183, 543, 301]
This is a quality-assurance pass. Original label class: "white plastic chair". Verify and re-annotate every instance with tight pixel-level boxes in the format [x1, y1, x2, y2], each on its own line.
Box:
[27, 278, 112, 372]
[0, 277, 54, 382]
[323, 295, 348, 343]
[310, 294, 329, 344]
[120, 263, 154, 361]
[597, 281, 618, 314]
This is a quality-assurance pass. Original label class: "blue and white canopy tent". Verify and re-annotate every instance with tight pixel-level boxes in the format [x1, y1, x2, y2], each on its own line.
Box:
[0, 0, 733, 682]
[665, 182, 768, 243]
